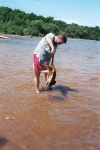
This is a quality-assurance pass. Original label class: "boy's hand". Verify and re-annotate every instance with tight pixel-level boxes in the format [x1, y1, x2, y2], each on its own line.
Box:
[48, 66, 52, 71]
[46, 65, 52, 71]
[51, 48, 55, 56]
[49, 61, 53, 67]
[44, 62, 52, 71]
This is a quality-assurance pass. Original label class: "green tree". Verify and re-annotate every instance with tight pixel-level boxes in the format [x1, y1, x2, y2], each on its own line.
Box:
[0, 6, 100, 40]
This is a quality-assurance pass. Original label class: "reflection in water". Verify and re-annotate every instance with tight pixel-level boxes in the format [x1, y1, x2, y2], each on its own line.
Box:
[0, 136, 22, 150]
[53, 85, 78, 96]
[0, 36, 100, 150]
[49, 85, 78, 100]
[0, 137, 8, 148]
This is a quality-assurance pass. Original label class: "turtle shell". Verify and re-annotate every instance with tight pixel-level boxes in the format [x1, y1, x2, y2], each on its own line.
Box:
[46, 66, 56, 88]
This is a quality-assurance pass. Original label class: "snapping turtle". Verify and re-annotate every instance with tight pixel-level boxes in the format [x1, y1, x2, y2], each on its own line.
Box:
[46, 66, 56, 88]
[42, 56, 56, 88]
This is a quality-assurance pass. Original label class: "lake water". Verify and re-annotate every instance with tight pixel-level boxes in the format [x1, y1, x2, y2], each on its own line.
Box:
[0, 35, 100, 150]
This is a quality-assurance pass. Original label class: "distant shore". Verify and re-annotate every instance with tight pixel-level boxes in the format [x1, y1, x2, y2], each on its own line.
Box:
[0, 33, 38, 39]
[0, 33, 96, 41]
[0, 35, 9, 39]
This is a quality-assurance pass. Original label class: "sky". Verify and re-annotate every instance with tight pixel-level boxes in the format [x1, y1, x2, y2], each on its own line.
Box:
[0, 0, 100, 27]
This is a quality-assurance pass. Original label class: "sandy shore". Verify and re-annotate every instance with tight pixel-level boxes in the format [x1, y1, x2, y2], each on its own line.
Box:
[0, 35, 9, 39]
[0, 33, 94, 41]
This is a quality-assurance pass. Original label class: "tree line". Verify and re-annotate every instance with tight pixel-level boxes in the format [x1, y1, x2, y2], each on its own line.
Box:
[0, 7, 100, 40]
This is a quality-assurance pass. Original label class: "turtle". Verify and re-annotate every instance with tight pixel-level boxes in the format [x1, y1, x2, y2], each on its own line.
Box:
[41, 56, 56, 88]
[46, 66, 56, 88]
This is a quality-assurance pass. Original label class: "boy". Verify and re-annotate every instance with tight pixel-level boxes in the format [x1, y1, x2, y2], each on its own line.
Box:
[33, 33, 67, 93]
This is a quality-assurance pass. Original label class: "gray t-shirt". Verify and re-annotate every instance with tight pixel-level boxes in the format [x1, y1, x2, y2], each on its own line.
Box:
[34, 33, 58, 65]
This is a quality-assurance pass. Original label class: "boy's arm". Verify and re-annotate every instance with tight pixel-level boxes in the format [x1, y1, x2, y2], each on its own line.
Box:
[44, 62, 52, 71]
[49, 56, 54, 67]
[45, 37, 55, 56]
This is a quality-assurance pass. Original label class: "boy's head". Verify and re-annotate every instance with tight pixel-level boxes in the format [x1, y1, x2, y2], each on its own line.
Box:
[56, 34, 67, 45]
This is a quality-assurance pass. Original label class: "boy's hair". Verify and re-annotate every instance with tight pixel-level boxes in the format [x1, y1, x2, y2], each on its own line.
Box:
[58, 34, 67, 43]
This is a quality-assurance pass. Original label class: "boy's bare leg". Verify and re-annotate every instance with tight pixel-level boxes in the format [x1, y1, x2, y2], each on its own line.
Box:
[34, 71, 40, 94]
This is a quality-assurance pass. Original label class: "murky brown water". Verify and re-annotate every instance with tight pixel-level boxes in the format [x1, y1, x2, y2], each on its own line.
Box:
[0, 35, 100, 150]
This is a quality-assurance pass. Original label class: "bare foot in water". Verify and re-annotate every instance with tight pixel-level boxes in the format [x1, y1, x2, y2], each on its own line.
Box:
[36, 89, 40, 94]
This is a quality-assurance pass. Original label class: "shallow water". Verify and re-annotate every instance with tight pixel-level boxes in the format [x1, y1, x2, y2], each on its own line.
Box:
[0, 35, 100, 150]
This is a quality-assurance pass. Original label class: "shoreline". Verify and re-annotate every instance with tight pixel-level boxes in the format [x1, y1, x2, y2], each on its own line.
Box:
[0, 33, 97, 41]
[0, 35, 9, 39]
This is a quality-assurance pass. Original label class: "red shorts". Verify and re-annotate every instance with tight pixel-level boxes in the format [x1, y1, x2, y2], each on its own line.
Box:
[33, 54, 47, 72]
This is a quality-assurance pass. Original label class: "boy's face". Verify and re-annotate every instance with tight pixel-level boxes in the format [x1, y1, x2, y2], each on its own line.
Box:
[57, 37, 64, 45]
